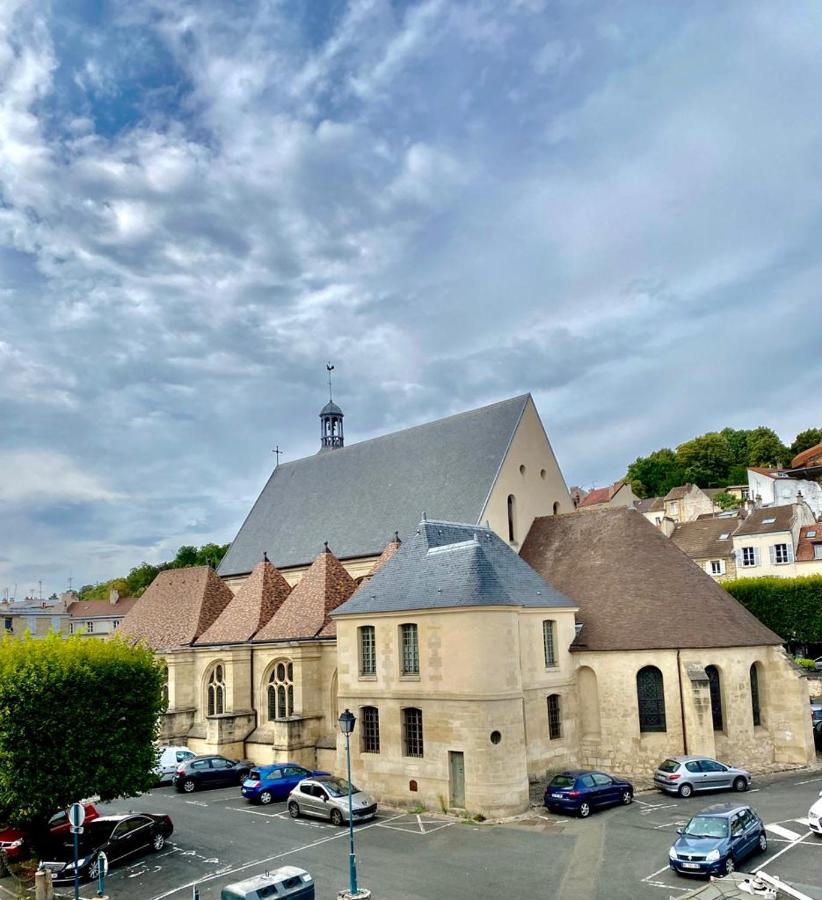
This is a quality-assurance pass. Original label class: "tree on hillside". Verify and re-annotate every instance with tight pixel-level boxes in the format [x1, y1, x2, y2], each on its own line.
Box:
[675, 432, 734, 486]
[0, 634, 164, 849]
[626, 448, 683, 498]
[712, 491, 739, 511]
[746, 426, 788, 467]
[720, 428, 750, 466]
[790, 428, 822, 458]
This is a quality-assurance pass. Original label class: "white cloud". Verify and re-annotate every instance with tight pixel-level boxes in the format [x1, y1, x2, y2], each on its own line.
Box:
[0, 451, 122, 504]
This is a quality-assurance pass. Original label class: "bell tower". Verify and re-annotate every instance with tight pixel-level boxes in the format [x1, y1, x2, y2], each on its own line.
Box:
[320, 363, 344, 450]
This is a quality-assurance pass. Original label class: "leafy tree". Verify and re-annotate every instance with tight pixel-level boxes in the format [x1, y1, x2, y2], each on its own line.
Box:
[790, 428, 822, 458]
[126, 563, 160, 597]
[711, 491, 739, 511]
[171, 545, 199, 568]
[746, 426, 788, 467]
[0, 634, 164, 849]
[626, 448, 683, 498]
[675, 432, 734, 486]
[720, 428, 750, 466]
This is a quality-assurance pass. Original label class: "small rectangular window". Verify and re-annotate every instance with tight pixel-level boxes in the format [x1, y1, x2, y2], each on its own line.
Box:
[741, 546, 757, 567]
[358, 626, 376, 676]
[815, 545, 822, 560]
[709, 560, 724, 575]
[547, 694, 562, 740]
[402, 707, 424, 757]
[807, 530, 817, 538]
[400, 624, 419, 676]
[543, 620, 557, 668]
[86, 621, 94, 633]
[361, 706, 380, 754]
[774, 543, 789, 564]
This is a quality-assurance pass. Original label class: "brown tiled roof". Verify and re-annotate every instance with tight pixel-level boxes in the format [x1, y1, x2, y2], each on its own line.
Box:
[520, 508, 781, 651]
[117, 566, 233, 650]
[254, 547, 357, 642]
[791, 442, 822, 469]
[196, 559, 292, 645]
[364, 536, 402, 579]
[578, 486, 610, 507]
[635, 497, 664, 513]
[734, 505, 795, 536]
[671, 518, 739, 560]
[663, 484, 694, 501]
[795, 524, 822, 561]
[67, 597, 139, 618]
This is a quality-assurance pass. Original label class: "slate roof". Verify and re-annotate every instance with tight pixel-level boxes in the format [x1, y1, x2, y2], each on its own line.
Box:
[117, 567, 234, 651]
[734, 506, 795, 536]
[520, 508, 781, 651]
[254, 547, 357, 641]
[196, 559, 292, 645]
[635, 497, 664, 514]
[218, 394, 532, 576]
[670, 519, 739, 560]
[333, 519, 576, 617]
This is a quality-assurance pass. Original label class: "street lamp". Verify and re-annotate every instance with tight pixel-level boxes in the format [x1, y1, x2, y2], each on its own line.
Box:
[338, 708, 360, 897]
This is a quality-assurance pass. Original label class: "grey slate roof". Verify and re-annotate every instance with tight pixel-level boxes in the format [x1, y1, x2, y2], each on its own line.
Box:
[333, 519, 576, 616]
[219, 395, 531, 576]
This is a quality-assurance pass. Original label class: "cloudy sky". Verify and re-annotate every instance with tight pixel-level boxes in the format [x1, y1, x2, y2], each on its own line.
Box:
[2, 0, 822, 596]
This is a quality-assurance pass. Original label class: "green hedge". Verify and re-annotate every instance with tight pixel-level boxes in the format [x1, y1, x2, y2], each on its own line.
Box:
[724, 575, 822, 644]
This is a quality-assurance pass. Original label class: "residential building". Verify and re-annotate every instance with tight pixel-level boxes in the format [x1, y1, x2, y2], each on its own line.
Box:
[0, 597, 69, 638]
[662, 484, 731, 524]
[731, 505, 818, 578]
[118, 394, 816, 818]
[635, 496, 665, 527]
[670, 517, 740, 581]
[576, 480, 637, 511]
[796, 525, 822, 572]
[748, 467, 822, 518]
[66, 591, 138, 637]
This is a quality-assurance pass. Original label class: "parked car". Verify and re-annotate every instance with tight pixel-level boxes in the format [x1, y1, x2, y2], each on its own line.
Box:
[808, 789, 822, 837]
[654, 757, 751, 798]
[811, 702, 822, 724]
[669, 803, 767, 877]
[242, 763, 328, 805]
[287, 776, 377, 826]
[814, 720, 822, 753]
[41, 813, 173, 883]
[154, 746, 195, 783]
[814, 657, 822, 672]
[544, 770, 634, 818]
[0, 802, 100, 865]
[173, 755, 253, 793]
[221, 866, 314, 899]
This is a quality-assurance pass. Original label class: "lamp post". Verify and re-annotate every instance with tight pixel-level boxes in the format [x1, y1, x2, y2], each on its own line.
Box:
[338, 708, 360, 897]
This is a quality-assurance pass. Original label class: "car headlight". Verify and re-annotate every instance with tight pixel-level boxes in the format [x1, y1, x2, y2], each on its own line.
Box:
[705, 849, 720, 863]
[668, 847, 677, 860]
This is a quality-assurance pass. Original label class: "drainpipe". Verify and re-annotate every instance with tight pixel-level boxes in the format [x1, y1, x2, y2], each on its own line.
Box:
[677, 650, 688, 755]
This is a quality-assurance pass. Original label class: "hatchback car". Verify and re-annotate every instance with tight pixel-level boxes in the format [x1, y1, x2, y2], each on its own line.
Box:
[669, 804, 766, 877]
[173, 755, 253, 793]
[154, 746, 195, 783]
[41, 813, 173, 883]
[544, 770, 634, 818]
[0, 802, 100, 866]
[808, 789, 822, 837]
[654, 756, 751, 798]
[287, 776, 377, 826]
[242, 763, 328, 805]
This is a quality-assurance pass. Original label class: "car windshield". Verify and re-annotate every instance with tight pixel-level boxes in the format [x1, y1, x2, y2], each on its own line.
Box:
[321, 778, 358, 797]
[658, 759, 679, 773]
[683, 816, 729, 839]
[550, 775, 576, 788]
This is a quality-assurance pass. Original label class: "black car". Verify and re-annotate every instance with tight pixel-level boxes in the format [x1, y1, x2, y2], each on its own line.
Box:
[173, 755, 253, 793]
[814, 720, 822, 752]
[42, 813, 173, 883]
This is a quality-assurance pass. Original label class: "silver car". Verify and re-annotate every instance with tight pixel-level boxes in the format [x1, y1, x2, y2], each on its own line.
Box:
[654, 756, 752, 798]
[287, 775, 377, 826]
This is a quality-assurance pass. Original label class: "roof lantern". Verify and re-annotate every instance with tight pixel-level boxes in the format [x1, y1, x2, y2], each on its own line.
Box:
[320, 363, 344, 450]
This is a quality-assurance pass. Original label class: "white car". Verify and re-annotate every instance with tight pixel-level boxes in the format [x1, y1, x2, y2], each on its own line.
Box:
[154, 746, 195, 782]
[809, 790, 822, 836]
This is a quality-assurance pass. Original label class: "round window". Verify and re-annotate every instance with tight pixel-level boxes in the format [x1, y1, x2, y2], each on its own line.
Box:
[490, 730, 502, 745]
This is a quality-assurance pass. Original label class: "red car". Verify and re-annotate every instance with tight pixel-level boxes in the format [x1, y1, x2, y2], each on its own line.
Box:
[0, 803, 100, 863]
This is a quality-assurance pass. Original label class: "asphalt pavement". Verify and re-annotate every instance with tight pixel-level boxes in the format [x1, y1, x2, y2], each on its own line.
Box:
[2, 771, 820, 900]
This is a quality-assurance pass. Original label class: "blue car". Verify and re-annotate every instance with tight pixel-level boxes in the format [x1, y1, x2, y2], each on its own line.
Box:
[669, 803, 767, 877]
[241, 763, 328, 805]
[544, 770, 634, 818]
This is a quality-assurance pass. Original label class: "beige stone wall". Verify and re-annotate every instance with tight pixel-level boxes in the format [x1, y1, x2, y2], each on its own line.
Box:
[572, 645, 815, 776]
[481, 397, 572, 551]
[694, 555, 738, 582]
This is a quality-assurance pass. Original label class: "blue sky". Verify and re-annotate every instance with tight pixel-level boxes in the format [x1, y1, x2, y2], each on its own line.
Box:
[2, 0, 822, 595]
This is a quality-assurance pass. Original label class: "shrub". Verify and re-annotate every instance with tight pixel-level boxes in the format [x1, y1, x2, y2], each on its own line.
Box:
[723, 575, 822, 646]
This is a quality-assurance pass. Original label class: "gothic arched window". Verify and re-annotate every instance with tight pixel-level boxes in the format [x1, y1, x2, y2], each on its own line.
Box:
[750, 663, 762, 727]
[268, 661, 294, 720]
[636, 666, 666, 733]
[207, 663, 225, 716]
[705, 665, 724, 731]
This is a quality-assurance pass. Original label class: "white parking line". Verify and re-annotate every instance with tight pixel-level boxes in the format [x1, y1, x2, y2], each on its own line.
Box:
[226, 806, 287, 819]
[795, 777, 822, 785]
[753, 829, 814, 873]
[149, 813, 407, 900]
[766, 823, 803, 841]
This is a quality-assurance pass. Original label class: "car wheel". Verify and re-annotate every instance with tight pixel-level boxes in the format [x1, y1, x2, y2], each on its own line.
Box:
[758, 832, 768, 853]
[722, 856, 735, 877]
[621, 789, 633, 805]
[578, 802, 591, 818]
[88, 857, 100, 880]
[288, 801, 300, 818]
[678, 783, 693, 798]
[183, 778, 196, 793]
[152, 832, 166, 852]
[733, 777, 748, 792]
[259, 791, 273, 805]
[330, 808, 344, 827]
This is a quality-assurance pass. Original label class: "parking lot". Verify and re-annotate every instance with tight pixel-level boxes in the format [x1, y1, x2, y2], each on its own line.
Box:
[3, 771, 820, 900]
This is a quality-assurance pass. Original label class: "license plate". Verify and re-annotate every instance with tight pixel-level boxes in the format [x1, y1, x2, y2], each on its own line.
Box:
[682, 863, 700, 870]
[551, 793, 563, 799]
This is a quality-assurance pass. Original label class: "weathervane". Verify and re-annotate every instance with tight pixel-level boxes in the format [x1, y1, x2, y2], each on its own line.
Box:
[327, 362, 335, 402]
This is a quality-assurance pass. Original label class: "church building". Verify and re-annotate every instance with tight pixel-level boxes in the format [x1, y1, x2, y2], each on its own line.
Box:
[119, 392, 816, 817]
